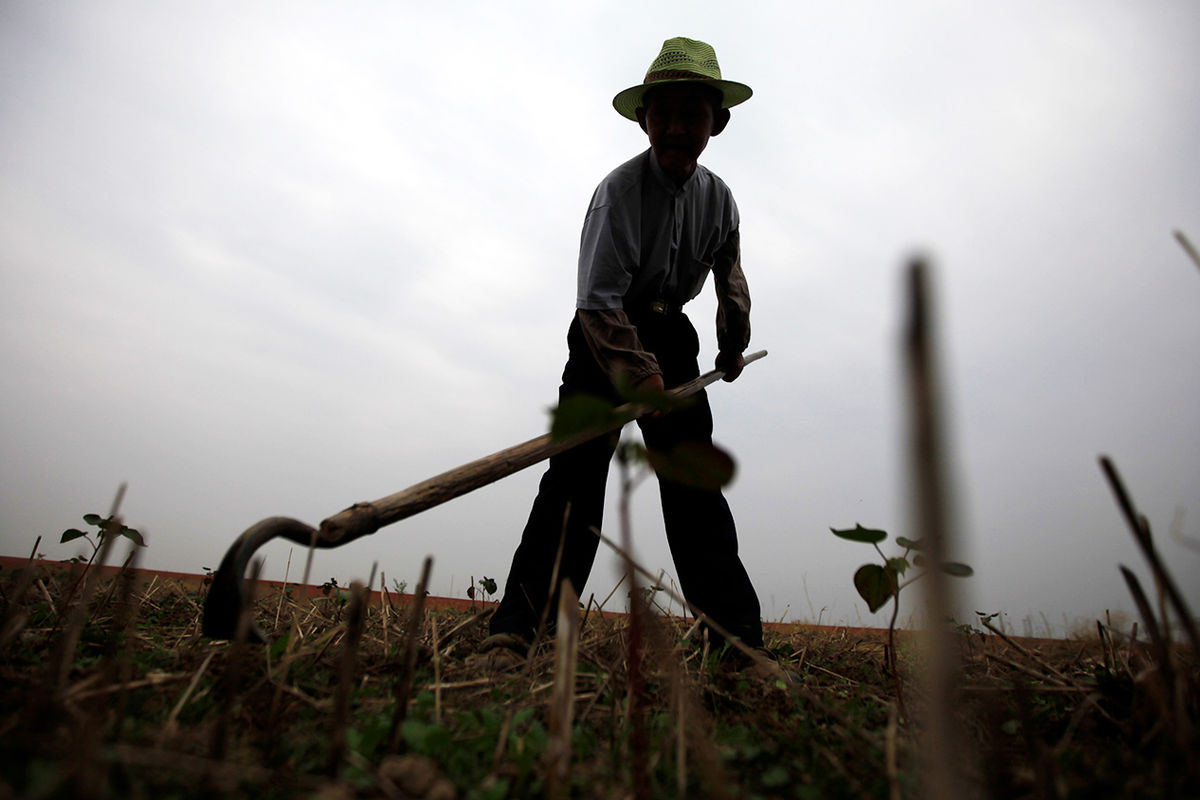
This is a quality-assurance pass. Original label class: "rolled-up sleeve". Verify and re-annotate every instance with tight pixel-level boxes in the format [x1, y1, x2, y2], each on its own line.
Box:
[711, 228, 751, 354]
[577, 308, 662, 385]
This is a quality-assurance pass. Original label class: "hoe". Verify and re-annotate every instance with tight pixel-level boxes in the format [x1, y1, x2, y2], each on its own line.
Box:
[202, 350, 767, 642]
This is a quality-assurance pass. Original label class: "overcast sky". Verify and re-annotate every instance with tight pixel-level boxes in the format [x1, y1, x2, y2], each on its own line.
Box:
[2, 1, 1197, 637]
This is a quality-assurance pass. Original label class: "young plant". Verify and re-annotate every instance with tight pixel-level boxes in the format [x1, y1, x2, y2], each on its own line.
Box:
[467, 576, 497, 603]
[61, 512, 146, 565]
[830, 524, 973, 694]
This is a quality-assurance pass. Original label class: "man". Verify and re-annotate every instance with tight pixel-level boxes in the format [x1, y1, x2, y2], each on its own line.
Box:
[483, 37, 763, 660]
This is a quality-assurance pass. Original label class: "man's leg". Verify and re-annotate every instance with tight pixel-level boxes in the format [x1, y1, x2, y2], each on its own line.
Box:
[640, 391, 763, 649]
[635, 312, 763, 649]
[490, 314, 620, 644]
[488, 426, 617, 643]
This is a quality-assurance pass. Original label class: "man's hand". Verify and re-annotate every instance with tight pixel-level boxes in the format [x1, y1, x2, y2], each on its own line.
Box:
[637, 373, 666, 394]
[635, 372, 667, 418]
[715, 351, 745, 382]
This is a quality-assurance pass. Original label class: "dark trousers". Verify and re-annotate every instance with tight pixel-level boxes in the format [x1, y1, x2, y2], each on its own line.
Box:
[489, 310, 763, 649]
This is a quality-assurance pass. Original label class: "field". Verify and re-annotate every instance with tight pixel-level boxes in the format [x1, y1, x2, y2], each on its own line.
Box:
[1, 548, 1196, 800]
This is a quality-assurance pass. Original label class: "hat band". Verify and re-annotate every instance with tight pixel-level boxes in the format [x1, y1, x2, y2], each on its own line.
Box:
[644, 69, 715, 83]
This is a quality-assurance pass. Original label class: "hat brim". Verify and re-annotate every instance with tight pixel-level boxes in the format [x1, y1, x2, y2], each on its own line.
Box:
[612, 78, 753, 121]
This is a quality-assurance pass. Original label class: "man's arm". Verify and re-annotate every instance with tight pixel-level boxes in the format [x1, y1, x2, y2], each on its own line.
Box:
[711, 228, 751, 381]
[578, 309, 664, 392]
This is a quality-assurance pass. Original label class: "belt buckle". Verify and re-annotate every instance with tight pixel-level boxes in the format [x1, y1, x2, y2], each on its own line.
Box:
[650, 300, 668, 314]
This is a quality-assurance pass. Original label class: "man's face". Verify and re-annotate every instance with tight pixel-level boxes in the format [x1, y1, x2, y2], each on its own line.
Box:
[637, 83, 729, 184]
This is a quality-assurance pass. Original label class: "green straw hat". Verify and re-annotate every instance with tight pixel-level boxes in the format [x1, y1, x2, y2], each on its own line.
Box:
[612, 37, 753, 121]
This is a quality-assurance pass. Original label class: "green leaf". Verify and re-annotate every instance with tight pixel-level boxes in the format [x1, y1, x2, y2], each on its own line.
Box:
[269, 632, 290, 660]
[120, 526, 147, 547]
[646, 441, 736, 490]
[549, 394, 619, 441]
[83, 513, 104, 527]
[761, 764, 789, 788]
[942, 562, 974, 577]
[830, 524, 887, 544]
[854, 564, 896, 613]
[895, 536, 922, 551]
[60, 528, 88, 543]
[886, 557, 910, 576]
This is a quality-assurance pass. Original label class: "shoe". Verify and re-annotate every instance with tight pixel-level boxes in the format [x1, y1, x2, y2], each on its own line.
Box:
[471, 633, 529, 672]
[721, 645, 800, 684]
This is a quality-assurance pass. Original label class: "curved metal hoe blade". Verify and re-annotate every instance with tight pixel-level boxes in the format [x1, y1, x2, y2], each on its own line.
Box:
[201, 517, 322, 642]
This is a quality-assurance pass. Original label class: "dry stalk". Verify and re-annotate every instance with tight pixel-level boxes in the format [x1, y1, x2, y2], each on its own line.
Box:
[389, 555, 433, 749]
[437, 608, 491, 653]
[1100, 456, 1200, 654]
[37, 577, 55, 608]
[274, 547, 293, 629]
[104, 545, 145, 739]
[431, 613, 442, 724]
[380, 569, 391, 651]
[0, 560, 39, 653]
[904, 259, 973, 797]
[616, 451, 650, 800]
[886, 702, 901, 800]
[545, 579, 580, 800]
[525, 503, 573, 677]
[983, 652, 1073, 689]
[592, 526, 886, 754]
[50, 519, 118, 693]
[979, 618, 1075, 686]
[1175, 229, 1200, 271]
[328, 579, 368, 778]
[162, 649, 217, 741]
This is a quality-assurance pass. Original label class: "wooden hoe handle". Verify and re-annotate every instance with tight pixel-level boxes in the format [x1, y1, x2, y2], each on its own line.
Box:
[202, 350, 767, 641]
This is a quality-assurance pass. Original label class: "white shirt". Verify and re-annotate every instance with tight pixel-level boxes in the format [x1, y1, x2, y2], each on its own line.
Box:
[576, 149, 740, 312]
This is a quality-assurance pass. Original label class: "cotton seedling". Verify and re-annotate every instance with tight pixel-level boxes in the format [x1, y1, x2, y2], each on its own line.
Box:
[60, 512, 145, 565]
[830, 523, 973, 696]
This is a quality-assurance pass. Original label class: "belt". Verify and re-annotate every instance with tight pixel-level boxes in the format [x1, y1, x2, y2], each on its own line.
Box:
[646, 299, 681, 315]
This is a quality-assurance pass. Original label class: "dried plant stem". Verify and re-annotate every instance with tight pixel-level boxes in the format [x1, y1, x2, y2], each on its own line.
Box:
[592, 526, 885, 754]
[1100, 456, 1200, 654]
[389, 555, 432, 749]
[886, 702, 901, 800]
[328, 580, 368, 778]
[979, 619, 1074, 686]
[56, 487, 126, 631]
[51, 520, 118, 693]
[0, 542, 40, 652]
[437, 608, 491, 650]
[904, 259, 971, 798]
[1175, 229, 1200, 271]
[105, 546, 144, 740]
[431, 613, 442, 723]
[274, 548, 293, 629]
[163, 650, 217, 740]
[674, 675, 687, 798]
[617, 453, 649, 800]
[984, 652, 1073, 689]
[546, 579, 580, 799]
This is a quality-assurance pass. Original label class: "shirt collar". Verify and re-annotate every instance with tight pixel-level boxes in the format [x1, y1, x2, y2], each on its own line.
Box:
[646, 148, 696, 195]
